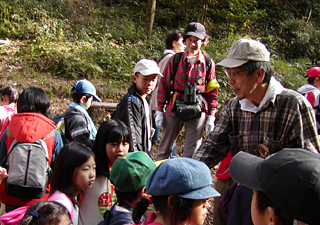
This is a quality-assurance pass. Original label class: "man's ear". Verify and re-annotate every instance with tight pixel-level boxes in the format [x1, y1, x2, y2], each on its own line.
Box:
[267, 207, 282, 225]
[256, 68, 265, 83]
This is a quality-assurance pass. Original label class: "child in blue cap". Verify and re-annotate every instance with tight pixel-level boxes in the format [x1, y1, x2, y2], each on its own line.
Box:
[62, 79, 101, 148]
[132, 157, 220, 225]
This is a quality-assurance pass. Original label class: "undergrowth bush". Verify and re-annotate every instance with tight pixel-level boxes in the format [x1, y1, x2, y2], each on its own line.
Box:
[0, 0, 318, 98]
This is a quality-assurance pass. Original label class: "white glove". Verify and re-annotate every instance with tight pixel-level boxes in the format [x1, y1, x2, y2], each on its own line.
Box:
[205, 115, 215, 134]
[0, 166, 8, 181]
[155, 111, 164, 129]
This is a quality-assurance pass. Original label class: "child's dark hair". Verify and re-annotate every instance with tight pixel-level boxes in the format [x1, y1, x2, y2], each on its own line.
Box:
[17, 87, 51, 118]
[132, 195, 194, 224]
[50, 142, 95, 206]
[256, 190, 293, 225]
[93, 119, 131, 177]
[71, 85, 92, 104]
[1, 84, 22, 103]
[115, 189, 141, 207]
[165, 30, 184, 49]
[18, 201, 71, 225]
[308, 77, 318, 84]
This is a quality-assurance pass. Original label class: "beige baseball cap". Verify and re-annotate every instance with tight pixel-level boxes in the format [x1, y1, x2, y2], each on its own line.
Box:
[216, 38, 270, 68]
[133, 59, 162, 77]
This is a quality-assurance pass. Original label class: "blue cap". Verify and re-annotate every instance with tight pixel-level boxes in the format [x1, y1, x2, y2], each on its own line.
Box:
[146, 157, 220, 199]
[73, 79, 101, 101]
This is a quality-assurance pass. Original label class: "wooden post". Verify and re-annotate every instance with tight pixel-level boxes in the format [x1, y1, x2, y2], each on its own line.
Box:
[91, 101, 118, 109]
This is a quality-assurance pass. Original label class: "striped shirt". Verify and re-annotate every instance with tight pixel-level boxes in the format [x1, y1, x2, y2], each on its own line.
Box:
[157, 51, 218, 116]
[194, 77, 320, 168]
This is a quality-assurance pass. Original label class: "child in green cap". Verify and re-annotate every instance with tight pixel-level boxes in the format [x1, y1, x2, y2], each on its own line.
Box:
[98, 151, 156, 225]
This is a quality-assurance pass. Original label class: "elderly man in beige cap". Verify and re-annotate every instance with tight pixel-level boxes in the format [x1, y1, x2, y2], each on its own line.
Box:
[193, 38, 320, 225]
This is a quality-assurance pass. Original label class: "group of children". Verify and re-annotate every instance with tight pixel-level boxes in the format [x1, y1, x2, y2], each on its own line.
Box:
[0, 80, 221, 225]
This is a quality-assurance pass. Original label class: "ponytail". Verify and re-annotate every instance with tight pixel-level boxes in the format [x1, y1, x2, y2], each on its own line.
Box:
[132, 197, 150, 224]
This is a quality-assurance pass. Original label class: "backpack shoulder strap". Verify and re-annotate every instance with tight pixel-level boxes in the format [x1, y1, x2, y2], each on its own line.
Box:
[204, 54, 212, 83]
[0, 205, 29, 224]
[157, 52, 171, 64]
[172, 52, 183, 79]
[170, 52, 183, 90]
[48, 192, 74, 220]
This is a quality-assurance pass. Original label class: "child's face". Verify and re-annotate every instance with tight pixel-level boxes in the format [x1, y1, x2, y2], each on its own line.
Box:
[133, 73, 158, 98]
[106, 140, 129, 168]
[186, 199, 209, 225]
[73, 155, 96, 195]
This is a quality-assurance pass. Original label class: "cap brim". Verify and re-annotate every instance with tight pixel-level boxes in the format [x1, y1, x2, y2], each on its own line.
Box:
[216, 58, 249, 68]
[229, 152, 264, 191]
[140, 69, 163, 77]
[93, 94, 102, 102]
[177, 185, 220, 200]
[185, 32, 205, 40]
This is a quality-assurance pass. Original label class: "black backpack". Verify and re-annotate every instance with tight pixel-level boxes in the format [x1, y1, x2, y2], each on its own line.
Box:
[52, 113, 81, 144]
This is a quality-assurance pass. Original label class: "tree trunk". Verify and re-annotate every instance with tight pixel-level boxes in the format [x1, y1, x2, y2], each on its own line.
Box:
[145, 0, 156, 39]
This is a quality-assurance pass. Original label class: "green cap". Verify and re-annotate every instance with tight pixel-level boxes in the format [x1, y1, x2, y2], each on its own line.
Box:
[110, 151, 156, 192]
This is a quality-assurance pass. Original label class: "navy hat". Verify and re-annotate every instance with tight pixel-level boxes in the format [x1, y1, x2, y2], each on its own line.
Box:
[146, 157, 220, 199]
[230, 149, 320, 225]
[184, 22, 206, 40]
[73, 79, 101, 101]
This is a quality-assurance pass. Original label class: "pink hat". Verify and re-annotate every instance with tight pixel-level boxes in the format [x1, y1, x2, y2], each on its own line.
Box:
[307, 67, 320, 78]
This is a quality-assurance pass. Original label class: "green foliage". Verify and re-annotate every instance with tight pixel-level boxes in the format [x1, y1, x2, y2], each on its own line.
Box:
[0, 0, 319, 98]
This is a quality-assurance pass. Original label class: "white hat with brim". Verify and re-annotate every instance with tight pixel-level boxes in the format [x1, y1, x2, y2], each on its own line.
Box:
[134, 59, 162, 77]
[216, 38, 270, 68]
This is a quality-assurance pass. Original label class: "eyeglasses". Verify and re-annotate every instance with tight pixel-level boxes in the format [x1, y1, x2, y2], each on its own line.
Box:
[225, 69, 248, 79]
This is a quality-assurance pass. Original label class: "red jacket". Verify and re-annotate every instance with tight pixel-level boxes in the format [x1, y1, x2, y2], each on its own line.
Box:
[0, 113, 56, 207]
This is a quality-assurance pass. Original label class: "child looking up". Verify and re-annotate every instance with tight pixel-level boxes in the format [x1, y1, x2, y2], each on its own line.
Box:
[79, 119, 131, 225]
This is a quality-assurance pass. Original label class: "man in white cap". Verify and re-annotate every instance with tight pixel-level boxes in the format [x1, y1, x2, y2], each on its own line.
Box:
[112, 59, 162, 156]
[193, 38, 320, 225]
